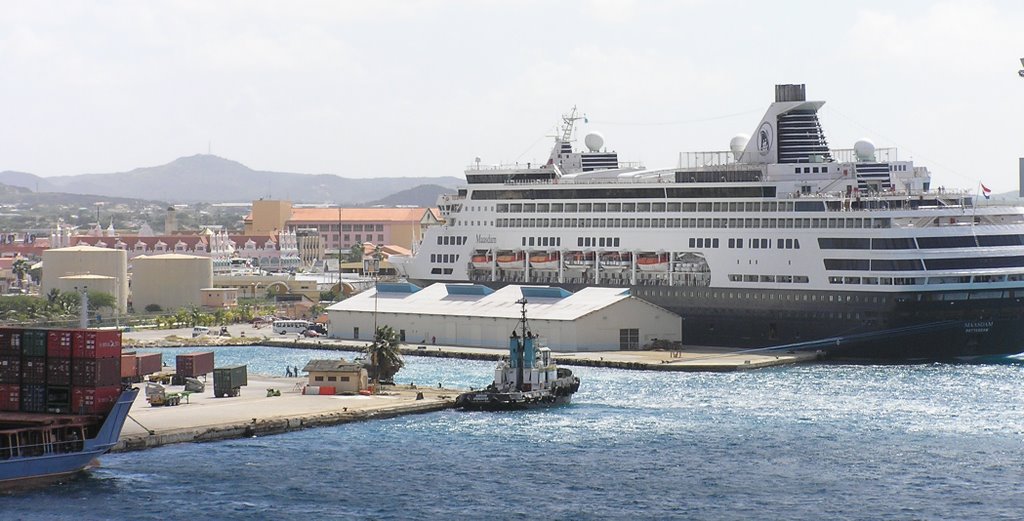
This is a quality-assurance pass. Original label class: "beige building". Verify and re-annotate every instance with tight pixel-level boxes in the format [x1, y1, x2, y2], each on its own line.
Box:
[42, 245, 128, 312]
[131, 254, 213, 312]
[326, 283, 682, 351]
[302, 359, 368, 393]
[245, 200, 293, 236]
[294, 228, 323, 267]
[201, 287, 239, 309]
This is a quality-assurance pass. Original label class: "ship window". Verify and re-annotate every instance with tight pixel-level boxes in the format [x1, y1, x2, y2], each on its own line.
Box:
[667, 202, 681, 211]
[761, 239, 769, 248]
[537, 203, 549, 212]
[777, 239, 784, 249]
[697, 238, 704, 248]
[593, 203, 606, 212]
[496, 204, 508, 213]
[577, 238, 584, 247]
[510, 203, 522, 212]
[443, 268, 453, 274]
[682, 203, 696, 212]
[689, 238, 696, 248]
[652, 202, 665, 212]
[698, 202, 712, 212]
[824, 259, 870, 271]
[430, 268, 442, 275]
[579, 203, 591, 212]
[558, 238, 562, 246]
[606, 202, 620, 211]
[870, 259, 923, 271]
[599, 238, 606, 247]
[729, 238, 735, 248]
[872, 238, 916, 250]
[636, 202, 649, 212]
[713, 238, 719, 248]
[613, 238, 619, 247]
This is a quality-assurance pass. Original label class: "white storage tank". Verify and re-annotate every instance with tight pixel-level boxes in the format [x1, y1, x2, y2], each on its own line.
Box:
[131, 254, 213, 313]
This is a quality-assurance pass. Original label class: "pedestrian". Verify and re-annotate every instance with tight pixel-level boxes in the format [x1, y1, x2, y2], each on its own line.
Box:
[431, 336, 436, 344]
[286, 367, 292, 377]
[294, 365, 300, 377]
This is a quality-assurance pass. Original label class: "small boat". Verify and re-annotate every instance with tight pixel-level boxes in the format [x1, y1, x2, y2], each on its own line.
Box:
[0, 386, 139, 487]
[600, 252, 632, 271]
[637, 253, 670, 272]
[563, 252, 595, 270]
[455, 298, 580, 411]
[471, 254, 493, 269]
[496, 252, 526, 270]
[529, 252, 560, 271]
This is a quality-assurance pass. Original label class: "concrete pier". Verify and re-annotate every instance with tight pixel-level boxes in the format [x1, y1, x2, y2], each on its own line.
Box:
[114, 375, 455, 453]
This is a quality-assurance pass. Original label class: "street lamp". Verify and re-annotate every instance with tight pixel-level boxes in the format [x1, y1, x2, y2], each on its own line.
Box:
[364, 244, 383, 391]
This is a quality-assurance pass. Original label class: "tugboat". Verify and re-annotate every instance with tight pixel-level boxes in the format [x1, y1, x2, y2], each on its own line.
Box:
[455, 298, 580, 411]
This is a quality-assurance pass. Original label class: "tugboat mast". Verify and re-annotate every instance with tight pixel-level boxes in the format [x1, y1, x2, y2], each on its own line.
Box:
[514, 297, 528, 392]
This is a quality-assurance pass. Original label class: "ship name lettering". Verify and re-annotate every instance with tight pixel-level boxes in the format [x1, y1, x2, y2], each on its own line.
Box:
[476, 234, 497, 244]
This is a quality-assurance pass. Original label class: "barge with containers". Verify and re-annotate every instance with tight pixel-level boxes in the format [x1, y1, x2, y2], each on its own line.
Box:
[455, 298, 579, 411]
[0, 328, 136, 487]
[392, 84, 1024, 360]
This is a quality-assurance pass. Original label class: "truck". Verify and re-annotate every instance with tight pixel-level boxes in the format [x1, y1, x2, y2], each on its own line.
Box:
[145, 382, 187, 406]
[213, 365, 247, 398]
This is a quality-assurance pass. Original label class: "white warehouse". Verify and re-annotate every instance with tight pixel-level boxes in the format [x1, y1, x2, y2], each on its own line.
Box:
[325, 283, 681, 352]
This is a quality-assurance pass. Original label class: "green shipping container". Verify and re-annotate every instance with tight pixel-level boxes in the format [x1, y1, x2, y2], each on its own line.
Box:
[213, 365, 247, 398]
[21, 330, 47, 357]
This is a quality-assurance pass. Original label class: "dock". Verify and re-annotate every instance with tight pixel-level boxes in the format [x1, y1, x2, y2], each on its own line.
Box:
[114, 376, 455, 453]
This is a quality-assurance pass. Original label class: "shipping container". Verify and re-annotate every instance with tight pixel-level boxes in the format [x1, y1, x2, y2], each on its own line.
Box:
[20, 356, 47, 385]
[20, 383, 46, 413]
[213, 365, 247, 397]
[176, 352, 215, 378]
[72, 330, 122, 359]
[303, 385, 320, 395]
[318, 386, 336, 395]
[46, 330, 74, 358]
[71, 386, 120, 415]
[0, 329, 20, 356]
[0, 356, 20, 384]
[46, 358, 72, 386]
[0, 383, 20, 411]
[121, 353, 138, 380]
[20, 330, 47, 357]
[136, 353, 162, 376]
[72, 358, 121, 388]
[46, 386, 71, 414]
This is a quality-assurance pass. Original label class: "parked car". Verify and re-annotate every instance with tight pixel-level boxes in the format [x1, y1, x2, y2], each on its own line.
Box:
[303, 329, 322, 337]
[308, 324, 328, 335]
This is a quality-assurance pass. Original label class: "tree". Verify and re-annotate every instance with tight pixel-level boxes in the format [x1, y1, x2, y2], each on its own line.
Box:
[86, 291, 116, 311]
[346, 244, 365, 263]
[144, 303, 162, 313]
[365, 325, 404, 386]
[11, 258, 29, 290]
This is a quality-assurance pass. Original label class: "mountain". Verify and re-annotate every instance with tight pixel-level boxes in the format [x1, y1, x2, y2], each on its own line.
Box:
[0, 155, 463, 204]
[367, 184, 454, 207]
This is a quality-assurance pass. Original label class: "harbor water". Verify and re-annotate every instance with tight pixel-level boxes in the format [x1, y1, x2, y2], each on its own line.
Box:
[3, 346, 1023, 520]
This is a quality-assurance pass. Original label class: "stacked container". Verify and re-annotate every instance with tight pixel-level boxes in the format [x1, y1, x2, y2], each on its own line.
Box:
[135, 353, 162, 378]
[0, 327, 122, 415]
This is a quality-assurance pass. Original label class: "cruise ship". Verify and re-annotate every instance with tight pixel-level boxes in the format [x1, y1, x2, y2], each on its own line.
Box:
[390, 85, 1024, 360]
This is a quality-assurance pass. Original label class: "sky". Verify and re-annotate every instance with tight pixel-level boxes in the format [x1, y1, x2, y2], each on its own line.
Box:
[1, 0, 1022, 191]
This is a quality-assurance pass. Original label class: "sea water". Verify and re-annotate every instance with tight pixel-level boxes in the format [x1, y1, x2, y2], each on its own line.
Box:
[2, 346, 1022, 520]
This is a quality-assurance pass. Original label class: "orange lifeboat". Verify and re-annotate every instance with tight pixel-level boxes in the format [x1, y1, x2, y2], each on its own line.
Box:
[637, 253, 670, 272]
[471, 254, 493, 269]
[496, 252, 526, 270]
[529, 252, 560, 270]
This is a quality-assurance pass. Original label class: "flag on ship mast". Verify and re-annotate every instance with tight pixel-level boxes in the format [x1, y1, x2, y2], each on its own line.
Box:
[981, 183, 992, 199]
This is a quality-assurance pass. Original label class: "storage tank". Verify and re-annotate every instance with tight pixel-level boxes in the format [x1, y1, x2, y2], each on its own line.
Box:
[42, 245, 128, 312]
[131, 254, 213, 312]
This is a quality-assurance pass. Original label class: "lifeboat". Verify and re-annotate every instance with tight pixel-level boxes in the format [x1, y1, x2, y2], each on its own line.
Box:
[529, 252, 560, 271]
[563, 252, 595, 270]
[637, 253, 670, 272]
[496, 251, 526, 270]
[600, 252, 632, 271]
[471, 254, 493, 270]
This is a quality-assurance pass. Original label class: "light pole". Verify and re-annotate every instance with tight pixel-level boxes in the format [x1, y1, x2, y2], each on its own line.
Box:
[365, 244, 383, 391]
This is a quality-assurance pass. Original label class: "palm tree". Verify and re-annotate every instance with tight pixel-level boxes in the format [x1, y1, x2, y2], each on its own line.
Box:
[365, 325, 404, 387]
[346, 243, 365, 263]
[11, 258, 29, 290]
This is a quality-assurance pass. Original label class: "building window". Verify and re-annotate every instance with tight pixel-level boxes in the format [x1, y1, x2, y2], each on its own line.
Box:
[377, 234, 384, 242]
[315, 376, 324, 382]
[340, 376, 350, 382]
[353, 327, 359, 340]
[327, 376, 337, 382]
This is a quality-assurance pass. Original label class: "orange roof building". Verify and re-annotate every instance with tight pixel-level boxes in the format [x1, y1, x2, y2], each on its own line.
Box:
[244, 200, 443, 253]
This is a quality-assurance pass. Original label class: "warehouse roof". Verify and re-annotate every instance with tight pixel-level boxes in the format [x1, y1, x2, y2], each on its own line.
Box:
[326, 283, 640, 321]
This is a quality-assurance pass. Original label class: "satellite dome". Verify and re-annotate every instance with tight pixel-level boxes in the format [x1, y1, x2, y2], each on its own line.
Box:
[729, 134, 749, 161]
[584, 132, 604, 152]
[854, 139, 876, 162]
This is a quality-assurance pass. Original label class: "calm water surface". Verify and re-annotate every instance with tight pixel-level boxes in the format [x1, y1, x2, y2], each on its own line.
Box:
[2, 346, 1022, 520]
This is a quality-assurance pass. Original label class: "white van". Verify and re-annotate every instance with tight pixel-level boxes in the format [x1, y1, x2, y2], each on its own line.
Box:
[273, 320, 312, 335]
[192, 326, 210, 337]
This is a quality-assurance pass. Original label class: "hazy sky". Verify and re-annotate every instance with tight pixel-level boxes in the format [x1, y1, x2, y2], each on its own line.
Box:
[1, 1, 1022, 191]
